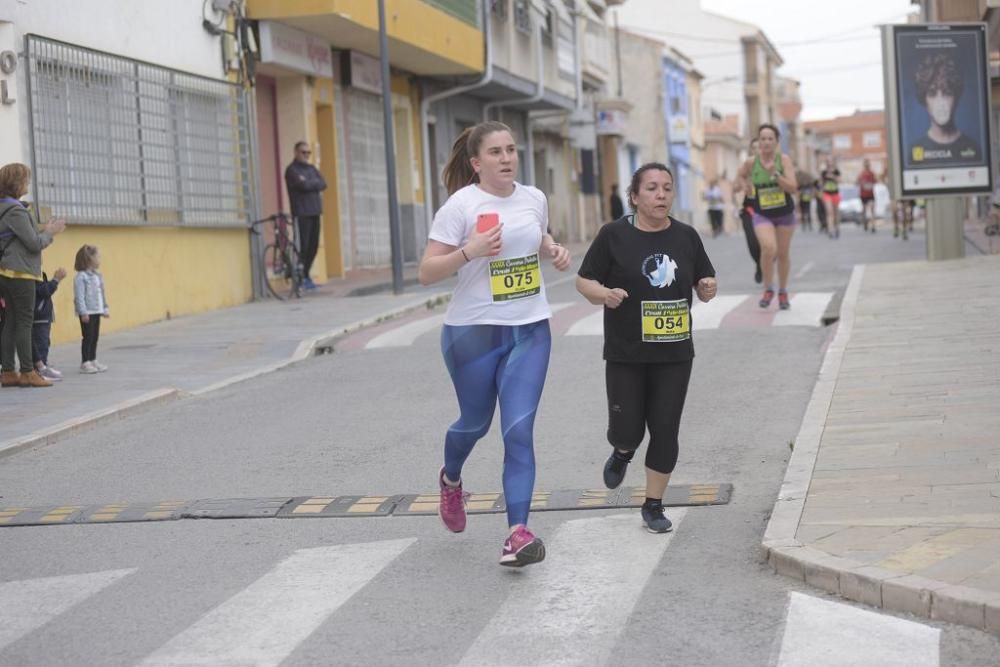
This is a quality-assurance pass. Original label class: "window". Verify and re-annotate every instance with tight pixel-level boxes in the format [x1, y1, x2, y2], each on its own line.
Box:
[862, 131, 881, 148]
[514, 0, 531, 34]
[491, 0, 508, 20]
[833, 134, 852, 150]
[25, 35, 250, 226]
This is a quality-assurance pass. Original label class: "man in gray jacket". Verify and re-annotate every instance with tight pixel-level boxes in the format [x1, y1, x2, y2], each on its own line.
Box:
[284, 141, 327, 290]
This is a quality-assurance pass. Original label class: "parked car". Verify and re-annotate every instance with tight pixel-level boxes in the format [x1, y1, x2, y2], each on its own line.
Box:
[837, 183, 890, 223]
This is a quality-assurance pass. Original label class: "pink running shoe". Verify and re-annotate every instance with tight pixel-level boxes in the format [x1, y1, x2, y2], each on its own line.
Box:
[499, 526, 546, 567]
[438, 467, 467, 533]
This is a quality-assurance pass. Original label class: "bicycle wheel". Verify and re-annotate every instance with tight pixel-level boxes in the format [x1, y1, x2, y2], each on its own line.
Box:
[284, 244, 303, 299]
[262, 243, 302, 300]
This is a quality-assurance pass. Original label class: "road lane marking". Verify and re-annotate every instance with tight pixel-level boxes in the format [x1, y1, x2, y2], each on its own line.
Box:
[776, 592, 940, 667]
[458, 511, 685, 666]
[565, 308, 604, 336]
[772, 292, 834, 327]
[794, 260, 815, 279]
[139, 539, 415, 666]
[366, 313, 446, 348]
[691, 294, 747, 330]
[0, 569, 135, 651]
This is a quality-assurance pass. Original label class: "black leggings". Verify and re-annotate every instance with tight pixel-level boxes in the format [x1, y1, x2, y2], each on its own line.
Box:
[605, 359, 693, 474]
[740, 208, 761, 270]
[80, 315, 101, 363]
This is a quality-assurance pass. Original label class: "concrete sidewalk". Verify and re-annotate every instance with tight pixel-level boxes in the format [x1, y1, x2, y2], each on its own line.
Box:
[764, 254, 1000, 635]
[0, 266, 456, 458]
[1, 248, 585, 458]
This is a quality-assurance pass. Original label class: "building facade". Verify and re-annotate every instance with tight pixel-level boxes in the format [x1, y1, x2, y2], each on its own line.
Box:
[0, 0, 254, 344]
[804, 110, 888, 184]
[615, 0, 783, 140]
[246, 0, 485, 277]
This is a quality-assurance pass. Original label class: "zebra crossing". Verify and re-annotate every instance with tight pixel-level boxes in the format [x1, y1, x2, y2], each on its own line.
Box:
[337, 292, 835, 351]
[0, 513, 941, 666]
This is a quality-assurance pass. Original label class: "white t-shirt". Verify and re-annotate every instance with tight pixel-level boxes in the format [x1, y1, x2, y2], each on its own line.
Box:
[429, 182, 552, 326]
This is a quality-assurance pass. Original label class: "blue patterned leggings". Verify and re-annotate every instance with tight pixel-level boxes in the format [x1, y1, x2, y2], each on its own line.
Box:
[441, 320, 551, 527]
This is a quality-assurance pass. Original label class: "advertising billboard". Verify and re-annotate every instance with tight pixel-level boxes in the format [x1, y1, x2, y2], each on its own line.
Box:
[883, 24, 993, 197]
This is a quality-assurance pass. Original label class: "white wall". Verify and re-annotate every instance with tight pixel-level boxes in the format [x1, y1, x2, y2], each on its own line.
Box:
[1, 0, 225, 165]
[614, 0, 753, 133]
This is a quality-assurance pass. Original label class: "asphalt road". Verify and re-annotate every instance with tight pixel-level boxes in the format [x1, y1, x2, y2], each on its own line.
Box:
[2, 222, 998, 666]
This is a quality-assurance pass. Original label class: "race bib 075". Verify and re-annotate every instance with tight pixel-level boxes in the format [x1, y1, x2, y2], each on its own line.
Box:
[489, 253, 541, 302]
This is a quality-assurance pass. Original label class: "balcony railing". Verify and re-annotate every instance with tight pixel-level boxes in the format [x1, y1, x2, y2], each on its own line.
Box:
[425, 0, 481, 28]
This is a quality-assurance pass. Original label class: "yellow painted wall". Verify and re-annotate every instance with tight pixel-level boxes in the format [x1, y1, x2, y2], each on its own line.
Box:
[43, 226, 252, 345]
[246, 0, 483, 72]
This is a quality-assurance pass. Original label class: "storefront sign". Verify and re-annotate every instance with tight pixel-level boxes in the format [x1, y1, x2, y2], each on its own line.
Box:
[883, 23, 993, 196]
[258, 21, 333, 79]
[669, 115, 689, 144]
[341, 50, 382, 95]
[596, 108, 627, 136]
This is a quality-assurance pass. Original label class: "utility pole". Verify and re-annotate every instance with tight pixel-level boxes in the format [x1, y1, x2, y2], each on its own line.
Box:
[378, 0, 404, 294]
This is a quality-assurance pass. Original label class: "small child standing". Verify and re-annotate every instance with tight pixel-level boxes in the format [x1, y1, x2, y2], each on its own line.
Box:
[73, 244, 109, 374]
[33, 267, 67, 380]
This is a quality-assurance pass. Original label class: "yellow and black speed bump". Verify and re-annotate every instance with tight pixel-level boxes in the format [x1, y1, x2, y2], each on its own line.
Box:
[0, 484, 731, 527]
[392, 484, 732, 515]
[278, 495, 399, 518]
[183, 497, 293, 519]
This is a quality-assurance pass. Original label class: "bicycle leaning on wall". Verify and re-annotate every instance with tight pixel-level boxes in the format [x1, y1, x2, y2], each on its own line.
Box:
[250, 213, 303, 300]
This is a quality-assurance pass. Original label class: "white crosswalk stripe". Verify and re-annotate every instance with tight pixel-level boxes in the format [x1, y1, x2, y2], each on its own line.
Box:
[458, 511, 686, 666]
[367, 313, 447, 348]
[691, 294, 747, 330]
[0, 568, 135, 652]
[771, 292, 834, 327]
[342, 294, 835, 350]
[0, 532, 960, 665]
[138, 539, 415, 666]
[776, 592, 940, 667]
[565, 307, 604, 336]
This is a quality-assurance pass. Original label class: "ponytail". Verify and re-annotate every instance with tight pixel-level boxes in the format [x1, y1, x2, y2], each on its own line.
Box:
[440, 121, 515, 196]
[442, 128, 476, 196]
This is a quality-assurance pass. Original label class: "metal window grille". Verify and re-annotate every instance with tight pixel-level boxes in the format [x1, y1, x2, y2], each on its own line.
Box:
[25, 35, 252, 227]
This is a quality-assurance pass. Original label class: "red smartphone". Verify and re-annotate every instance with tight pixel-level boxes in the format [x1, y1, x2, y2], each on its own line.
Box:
[476, 212, 499, 233]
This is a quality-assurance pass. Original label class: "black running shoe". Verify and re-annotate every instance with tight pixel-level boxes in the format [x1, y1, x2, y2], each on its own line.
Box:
[603, 450, 633, 489]
[641, 500, 673, 534]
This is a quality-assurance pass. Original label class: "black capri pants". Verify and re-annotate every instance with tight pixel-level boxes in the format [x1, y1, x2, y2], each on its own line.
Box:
[606, 359, 693, 474]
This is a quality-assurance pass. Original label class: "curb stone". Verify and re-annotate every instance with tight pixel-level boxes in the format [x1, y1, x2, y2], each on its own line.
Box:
[0, 272, 580, 461]
[760, 262, 1000, 635]
[0, 388, 180, 459]
[0, 292, 454, 458]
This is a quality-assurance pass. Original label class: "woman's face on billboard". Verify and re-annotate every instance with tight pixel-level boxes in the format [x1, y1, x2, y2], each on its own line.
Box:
[926, 87, 956, 127]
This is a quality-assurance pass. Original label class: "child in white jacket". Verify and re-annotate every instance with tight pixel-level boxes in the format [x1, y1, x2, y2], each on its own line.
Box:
[73, 244, 109, 374]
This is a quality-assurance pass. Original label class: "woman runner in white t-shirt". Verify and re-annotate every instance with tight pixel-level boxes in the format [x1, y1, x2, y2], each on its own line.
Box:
[418, 121, 571, 567]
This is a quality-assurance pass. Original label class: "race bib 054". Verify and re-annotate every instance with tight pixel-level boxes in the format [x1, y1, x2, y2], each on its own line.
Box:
[641, 299, 690, 343]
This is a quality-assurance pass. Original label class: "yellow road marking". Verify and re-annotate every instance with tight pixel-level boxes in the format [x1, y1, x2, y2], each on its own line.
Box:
[346, 504, 382, 513]
[407, 502, 439, 512]
[301, 497, 336, 505]
[143, 511, 175, 519]
[90, 514, 120, 522]
[687, 494, 718, 503]
[466, 501, 495, 511]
